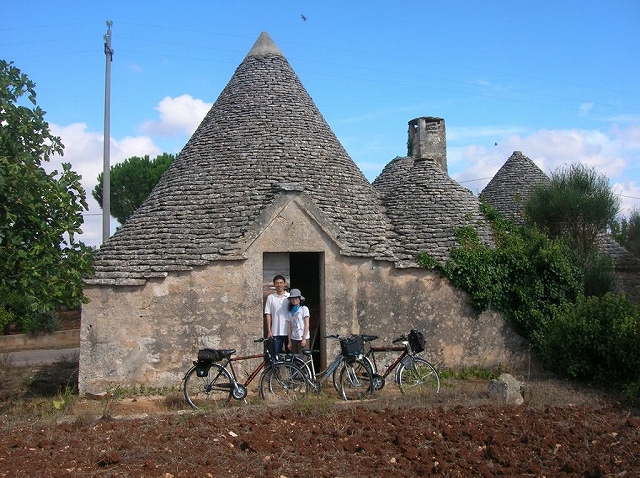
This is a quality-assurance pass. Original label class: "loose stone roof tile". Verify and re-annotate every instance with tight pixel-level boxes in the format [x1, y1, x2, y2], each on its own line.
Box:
[88, 32, 395, 285]
[373, 157, 494, 267]
[479, 151, 549, 224]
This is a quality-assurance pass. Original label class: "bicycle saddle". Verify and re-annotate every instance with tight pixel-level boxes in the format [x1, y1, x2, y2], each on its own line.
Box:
[217, 349, 236, 358]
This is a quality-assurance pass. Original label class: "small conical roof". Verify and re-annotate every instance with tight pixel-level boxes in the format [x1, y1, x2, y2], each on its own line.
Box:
[479, 151, 549, 224]
[90, 32, 394, 284]
[374, 157, 493, 266]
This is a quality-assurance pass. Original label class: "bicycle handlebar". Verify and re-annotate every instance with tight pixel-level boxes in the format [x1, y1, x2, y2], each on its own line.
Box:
[392, 335, 408, 344]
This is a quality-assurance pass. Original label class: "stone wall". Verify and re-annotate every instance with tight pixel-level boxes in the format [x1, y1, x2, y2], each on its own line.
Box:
[80, 194, 529, 395]
[0, 329, 79, 353]
[354, 261, 528, 371]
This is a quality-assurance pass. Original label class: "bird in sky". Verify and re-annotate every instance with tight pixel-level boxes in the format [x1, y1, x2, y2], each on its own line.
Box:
[301, 14, 307, 21]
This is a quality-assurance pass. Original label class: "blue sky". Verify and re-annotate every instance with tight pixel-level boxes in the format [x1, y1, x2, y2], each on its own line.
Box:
[3, 1, 639, 247]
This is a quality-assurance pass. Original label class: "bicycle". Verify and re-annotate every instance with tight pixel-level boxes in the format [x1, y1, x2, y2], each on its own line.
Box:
[359, 329, 440, 395]
[183, 337, 308, 409]
[286, 334, 375, 401]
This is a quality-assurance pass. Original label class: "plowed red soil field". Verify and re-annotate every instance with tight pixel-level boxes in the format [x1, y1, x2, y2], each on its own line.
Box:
[1, 355, 639, 477]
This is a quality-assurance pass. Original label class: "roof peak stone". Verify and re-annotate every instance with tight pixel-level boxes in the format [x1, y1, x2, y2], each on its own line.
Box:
[246, 31, 283, 58]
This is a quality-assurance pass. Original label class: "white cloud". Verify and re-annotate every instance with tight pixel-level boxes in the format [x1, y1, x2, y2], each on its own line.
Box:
[610, 123, 640, 149]
[450, 125, 640, 214]
[500, 129, 627, 178]
[612, 181, 640, 216]
[139, 94, 211, 137]
[45, 123, 162, 247]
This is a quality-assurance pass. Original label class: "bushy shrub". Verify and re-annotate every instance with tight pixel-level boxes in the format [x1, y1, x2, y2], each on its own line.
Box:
[536, 293, 640, 386]
[424, 202, 639, 398]
[621, 380, 640, 407]
[582, 252, 616, 297]
[2, 291, 60, 335]
[0, 306, 14, 334]
[19, 309, 60, 335]
[441, 214, 583, 339]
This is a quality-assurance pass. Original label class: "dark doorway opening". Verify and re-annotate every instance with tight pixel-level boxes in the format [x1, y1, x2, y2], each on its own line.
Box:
[289, 252, 323, 370]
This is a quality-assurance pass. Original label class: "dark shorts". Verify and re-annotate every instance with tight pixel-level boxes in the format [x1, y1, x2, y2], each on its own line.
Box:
[290, 339, 303, 354]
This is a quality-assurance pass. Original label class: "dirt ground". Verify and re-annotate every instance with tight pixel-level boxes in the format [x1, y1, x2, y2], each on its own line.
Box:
[1, 354, 639, 477]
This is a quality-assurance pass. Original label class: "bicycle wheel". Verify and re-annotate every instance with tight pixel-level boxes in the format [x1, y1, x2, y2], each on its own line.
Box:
[290, 355, 313, 382]
[338, 357, 375, 401]
[259, 362, 309, 403]
[397, 356, 440, 395]
[183, 363, 234, 409]
[332, 355, 375, 392]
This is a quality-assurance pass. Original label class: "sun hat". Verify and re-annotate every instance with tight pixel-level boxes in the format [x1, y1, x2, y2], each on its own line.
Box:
[288, 289, 305, 301]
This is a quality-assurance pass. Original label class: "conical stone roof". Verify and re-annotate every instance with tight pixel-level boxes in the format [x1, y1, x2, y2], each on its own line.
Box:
[479, 151, 549, 224]
[89, 32, 394, 285]
[373, 156, 494, 267]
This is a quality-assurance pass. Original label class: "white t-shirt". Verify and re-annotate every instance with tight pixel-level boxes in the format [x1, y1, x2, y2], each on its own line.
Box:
[264, 292, 290, 336]
[287, 305, 310, 341]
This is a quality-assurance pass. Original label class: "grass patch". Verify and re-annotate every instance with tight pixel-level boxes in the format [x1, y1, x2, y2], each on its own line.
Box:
[439, 365, 499, 381]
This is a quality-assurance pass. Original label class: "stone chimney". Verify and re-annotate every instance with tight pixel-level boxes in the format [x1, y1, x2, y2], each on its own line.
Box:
[408, 117, 447, 173]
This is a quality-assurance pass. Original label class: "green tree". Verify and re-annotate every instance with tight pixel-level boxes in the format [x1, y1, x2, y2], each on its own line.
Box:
[612, 209, 640, 257]
[0, 60, 93, 333]
[627, 209, 640, 256]
[525, 163, 620, 264]
[92, 153, 175, 224]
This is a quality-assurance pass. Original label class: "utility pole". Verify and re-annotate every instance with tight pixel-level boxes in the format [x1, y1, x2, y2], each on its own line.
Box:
[102, 20, 113, 244]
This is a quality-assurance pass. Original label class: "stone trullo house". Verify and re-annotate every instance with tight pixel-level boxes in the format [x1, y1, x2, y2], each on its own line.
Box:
[480, 151, 640, 304]
[479, 151, 550, 225]
[79, 32, 528, 395]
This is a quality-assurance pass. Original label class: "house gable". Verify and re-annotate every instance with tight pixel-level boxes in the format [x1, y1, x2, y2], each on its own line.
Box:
[237, 188, 348, 257]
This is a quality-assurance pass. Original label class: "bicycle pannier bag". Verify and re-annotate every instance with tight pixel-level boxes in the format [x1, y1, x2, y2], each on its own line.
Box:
[340, 334, 364, 358]
[195, 360, 212, 377]
[408, 329, 426, 354]
[198, 348, 222, 363]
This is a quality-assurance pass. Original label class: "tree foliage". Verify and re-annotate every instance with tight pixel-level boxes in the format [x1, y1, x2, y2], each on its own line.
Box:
[420, 204, 583, 339]
[92, 153, 175, 224]
[611, 209, 640, 257]
[0, 60, 93, 333]
[418, 201, 638, 401]
[525, 163, 620, 264]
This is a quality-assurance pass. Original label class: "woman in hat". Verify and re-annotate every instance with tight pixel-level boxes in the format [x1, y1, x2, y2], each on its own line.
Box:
[286, 288, 310, 354]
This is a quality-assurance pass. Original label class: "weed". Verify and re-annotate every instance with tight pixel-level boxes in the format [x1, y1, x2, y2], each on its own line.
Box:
[440, 366, 498, 381]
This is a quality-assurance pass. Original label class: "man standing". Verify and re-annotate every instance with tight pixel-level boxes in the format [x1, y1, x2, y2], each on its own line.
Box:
[264, 275, 289, 355]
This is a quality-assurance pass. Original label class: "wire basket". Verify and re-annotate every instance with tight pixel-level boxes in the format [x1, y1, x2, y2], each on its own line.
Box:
[340, 334, 364, 357]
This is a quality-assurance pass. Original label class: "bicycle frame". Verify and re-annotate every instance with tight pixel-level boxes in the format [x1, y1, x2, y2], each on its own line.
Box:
[366, 342, 414, 383]
[285, 351, 341, 387]
[224, 352, 267, 389]
[314, 353, 345, 384]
